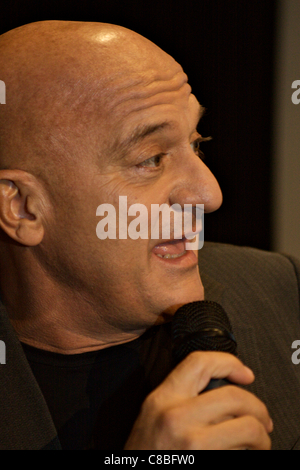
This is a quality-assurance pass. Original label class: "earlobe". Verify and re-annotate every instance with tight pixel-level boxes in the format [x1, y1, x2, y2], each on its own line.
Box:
[0, 172, 45, 247]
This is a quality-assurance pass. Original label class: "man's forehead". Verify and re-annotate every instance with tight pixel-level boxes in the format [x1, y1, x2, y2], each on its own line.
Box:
[0, 20, 177, 100]
[0, 21, 186, 117]
[0, 20, 198, 173]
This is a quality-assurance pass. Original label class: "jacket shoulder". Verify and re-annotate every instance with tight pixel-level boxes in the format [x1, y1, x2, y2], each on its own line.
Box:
[198, 242, 300, 450]
[199, 241, 300, 292]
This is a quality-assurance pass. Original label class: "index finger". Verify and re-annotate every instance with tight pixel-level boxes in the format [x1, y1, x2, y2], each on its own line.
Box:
[162, 351, 254, 398]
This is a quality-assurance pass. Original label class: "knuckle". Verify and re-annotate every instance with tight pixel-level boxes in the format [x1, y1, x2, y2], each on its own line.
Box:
[185, 350, 205, 368]
[143, 391, 184, 432]
[223, 385, 269, 417]
[142, 389, 163, 414]
[246, 415, 262, 434]
[142, 390, 155, 409]
[157, 406, 183, 433]
[178, 351, 207, 380]
[183, 350, 221, 377]
[180, 432, 204, 450]
[244, 416, 270, 448]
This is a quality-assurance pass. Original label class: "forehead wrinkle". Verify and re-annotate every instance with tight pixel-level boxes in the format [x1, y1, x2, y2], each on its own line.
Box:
[103, 68, 189, 113]
[106, 89, 203, 164]
[99, 69, 192, 161]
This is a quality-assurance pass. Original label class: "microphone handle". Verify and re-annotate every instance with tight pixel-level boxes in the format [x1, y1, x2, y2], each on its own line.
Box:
[203, 378, 231, 392]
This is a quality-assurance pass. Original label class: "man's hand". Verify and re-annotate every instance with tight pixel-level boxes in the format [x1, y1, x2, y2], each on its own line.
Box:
[124, 351, 273, 450]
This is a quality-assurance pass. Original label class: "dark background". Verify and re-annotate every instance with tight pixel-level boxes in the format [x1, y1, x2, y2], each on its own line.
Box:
[0, 0, 277, 250]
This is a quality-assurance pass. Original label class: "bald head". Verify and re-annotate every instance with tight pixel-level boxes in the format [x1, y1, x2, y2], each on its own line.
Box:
[0, 21, 182, 178]
[0, 19, 192, 257]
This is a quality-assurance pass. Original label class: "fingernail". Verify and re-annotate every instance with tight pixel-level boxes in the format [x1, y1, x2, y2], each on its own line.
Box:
[268, 418, 274, 433]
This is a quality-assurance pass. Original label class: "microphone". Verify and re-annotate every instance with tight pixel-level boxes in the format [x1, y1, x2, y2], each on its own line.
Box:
[172, 301, 237, 392]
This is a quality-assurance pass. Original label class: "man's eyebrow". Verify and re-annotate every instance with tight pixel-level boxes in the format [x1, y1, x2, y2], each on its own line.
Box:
[111, 104, 205, 158]
[112, 121, 175, 157]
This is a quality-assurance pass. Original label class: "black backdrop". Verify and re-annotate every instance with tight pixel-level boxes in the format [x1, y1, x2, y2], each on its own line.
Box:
[0, 0, 277, 250]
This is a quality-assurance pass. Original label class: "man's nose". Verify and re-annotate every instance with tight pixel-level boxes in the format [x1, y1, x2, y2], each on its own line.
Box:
[169, 153, 223, 213]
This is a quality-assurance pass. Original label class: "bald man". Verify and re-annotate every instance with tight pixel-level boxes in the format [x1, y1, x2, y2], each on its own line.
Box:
[0, 20, 299, 450]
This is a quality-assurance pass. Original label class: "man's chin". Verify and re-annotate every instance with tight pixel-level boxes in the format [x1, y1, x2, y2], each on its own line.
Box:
[161, 302, 186, 318]
[158, 279, 205, 320]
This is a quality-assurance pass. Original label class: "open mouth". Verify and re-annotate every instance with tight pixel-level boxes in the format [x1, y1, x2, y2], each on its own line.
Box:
[156, 251, 187, 259]
[152, 237, 191, 260]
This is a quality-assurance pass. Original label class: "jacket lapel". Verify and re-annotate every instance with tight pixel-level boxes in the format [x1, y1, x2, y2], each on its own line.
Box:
[0, 303, 60, 449]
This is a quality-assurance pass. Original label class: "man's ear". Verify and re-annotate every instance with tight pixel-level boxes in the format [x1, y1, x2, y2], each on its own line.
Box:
[0, 169, 47, 246]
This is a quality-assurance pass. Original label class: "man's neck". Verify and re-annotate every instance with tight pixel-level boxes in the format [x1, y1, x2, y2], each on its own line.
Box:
[1, 262, 144, 354]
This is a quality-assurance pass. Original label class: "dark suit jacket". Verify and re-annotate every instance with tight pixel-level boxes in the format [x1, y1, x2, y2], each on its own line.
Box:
[0, 242, 300, 450]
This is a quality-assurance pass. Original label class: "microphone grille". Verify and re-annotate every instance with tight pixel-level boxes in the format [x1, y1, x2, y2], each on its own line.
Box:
[172, 301, 237, 364]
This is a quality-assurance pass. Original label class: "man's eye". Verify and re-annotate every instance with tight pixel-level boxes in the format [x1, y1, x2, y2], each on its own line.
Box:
[190, 138, 205, 159]
[137, 154, 164, 168]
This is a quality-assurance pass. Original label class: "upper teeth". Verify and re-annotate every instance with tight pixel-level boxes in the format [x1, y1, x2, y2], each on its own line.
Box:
[156, 250, 186, 259]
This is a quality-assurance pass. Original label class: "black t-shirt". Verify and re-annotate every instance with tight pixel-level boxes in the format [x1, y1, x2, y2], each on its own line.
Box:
[21, 322, 173, 450]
